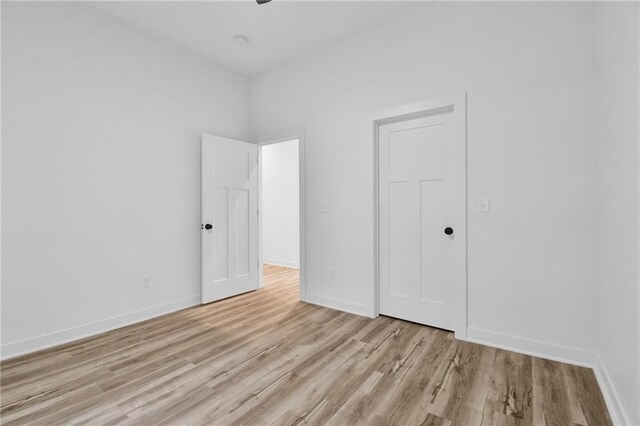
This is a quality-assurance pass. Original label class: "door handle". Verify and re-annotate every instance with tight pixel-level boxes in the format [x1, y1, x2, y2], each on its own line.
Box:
[204, 224, 213, 230]
[444, 227, 453, 235]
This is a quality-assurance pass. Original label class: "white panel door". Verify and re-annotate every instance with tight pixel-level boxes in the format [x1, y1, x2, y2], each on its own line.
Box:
[202, 134, 258, 304]
[379, 111, 455, 330]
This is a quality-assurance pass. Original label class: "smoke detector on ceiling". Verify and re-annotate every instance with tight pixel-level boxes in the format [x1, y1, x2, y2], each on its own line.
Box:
[234, 35, 249, 46]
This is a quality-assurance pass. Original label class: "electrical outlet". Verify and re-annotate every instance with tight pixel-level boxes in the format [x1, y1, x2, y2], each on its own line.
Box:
[330, 268, 336, 280]
[142, 275, 150, 288]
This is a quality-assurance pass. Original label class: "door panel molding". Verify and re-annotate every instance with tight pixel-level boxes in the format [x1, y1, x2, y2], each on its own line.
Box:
[372, 94, 467, 339]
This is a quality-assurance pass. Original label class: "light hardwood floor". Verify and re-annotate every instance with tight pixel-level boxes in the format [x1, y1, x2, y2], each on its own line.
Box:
[1, 265, 611, 425]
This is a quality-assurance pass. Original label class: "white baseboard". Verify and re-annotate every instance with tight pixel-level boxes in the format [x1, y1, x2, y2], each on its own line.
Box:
[1, 294, 201, 361]
[466, 327, 596, 367]
[593, 353, 633, 426]
[305, 291, 369, 317]
[263, 259, 299, 269]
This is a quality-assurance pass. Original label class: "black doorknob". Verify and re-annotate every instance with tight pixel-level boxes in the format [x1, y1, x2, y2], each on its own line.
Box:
[205, 224, 213, 230]
[444, 227, 453, 235]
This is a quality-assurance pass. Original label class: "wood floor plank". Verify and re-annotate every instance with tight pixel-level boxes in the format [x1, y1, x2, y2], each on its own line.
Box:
[479, 349, 534, 426]
[532, 357, 572, 425]
[1, 265, 612, 425]
[561, 363, 612, 426]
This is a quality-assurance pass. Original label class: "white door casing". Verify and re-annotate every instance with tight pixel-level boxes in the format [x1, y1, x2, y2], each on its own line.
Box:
[374, 95, 467, 337]
[202, 134, 258, 304]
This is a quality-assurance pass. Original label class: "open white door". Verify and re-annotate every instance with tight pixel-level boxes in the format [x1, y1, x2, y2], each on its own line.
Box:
[202, 134, 258, 304]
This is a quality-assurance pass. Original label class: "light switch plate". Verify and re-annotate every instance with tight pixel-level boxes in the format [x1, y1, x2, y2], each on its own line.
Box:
[320, 201, 328, 213]
[478, 197, 490, 212]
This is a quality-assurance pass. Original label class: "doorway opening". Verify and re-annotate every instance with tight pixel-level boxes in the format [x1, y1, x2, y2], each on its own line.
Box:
[258, 138, 303, 299]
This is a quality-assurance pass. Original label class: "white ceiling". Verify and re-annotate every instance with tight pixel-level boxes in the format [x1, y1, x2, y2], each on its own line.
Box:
[90, 2, 423, 76]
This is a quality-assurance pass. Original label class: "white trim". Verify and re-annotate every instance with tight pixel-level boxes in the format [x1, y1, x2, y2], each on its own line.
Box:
[593, 354, 632, 426]
[305, 292, 369, 317]
[466, 326, 596, 367]
[263, 259, 299, 269]
[258, 146, 265, 288]
[255, 128, 307, 302]
[371, 94, 468, 339]
[1, 294, 201, 361]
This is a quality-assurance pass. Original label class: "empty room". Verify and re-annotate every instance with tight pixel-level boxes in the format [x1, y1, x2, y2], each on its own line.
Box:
[1, 1, 639, 425]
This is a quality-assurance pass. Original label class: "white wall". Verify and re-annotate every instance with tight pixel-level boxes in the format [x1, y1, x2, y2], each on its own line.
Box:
[261, 140, 299, 268]
[1, 2, 250, 358]
[594, 3, 640, 425]
[251, 2, 600, 363]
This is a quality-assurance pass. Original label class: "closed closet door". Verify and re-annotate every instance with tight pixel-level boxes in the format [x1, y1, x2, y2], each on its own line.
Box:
[378, 111, 455, 330]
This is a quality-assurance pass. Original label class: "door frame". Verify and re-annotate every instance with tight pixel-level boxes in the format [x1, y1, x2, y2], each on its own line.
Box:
[371, 94, 468, 339]
[255, 129, 307, 302]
